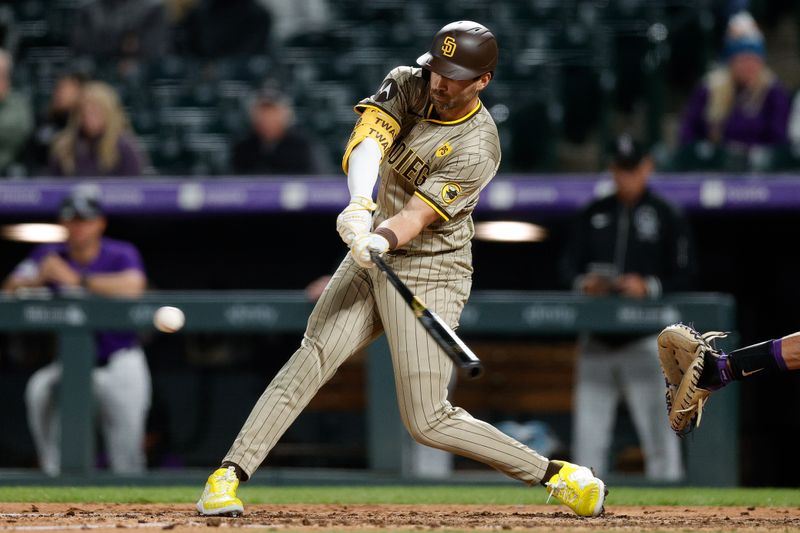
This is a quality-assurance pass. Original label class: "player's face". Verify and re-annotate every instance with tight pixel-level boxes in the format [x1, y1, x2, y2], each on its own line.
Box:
[63, 217, 106, 249]
[429, 72, 490, 120]
[612, 158, 652, 205]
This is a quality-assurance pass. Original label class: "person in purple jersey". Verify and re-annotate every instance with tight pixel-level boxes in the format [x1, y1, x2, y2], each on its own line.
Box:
[2, 191, 150, 476]
[678, 12, 790, 150]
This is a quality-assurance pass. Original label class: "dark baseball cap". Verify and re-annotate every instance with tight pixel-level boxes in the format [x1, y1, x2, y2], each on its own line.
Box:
[252, 86, 290, 107]
[609, 134, 648, 170]
[59, 192, 104, 221]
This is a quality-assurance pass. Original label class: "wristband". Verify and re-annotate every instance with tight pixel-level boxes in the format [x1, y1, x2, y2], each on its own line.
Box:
[374, 227, 398, 250]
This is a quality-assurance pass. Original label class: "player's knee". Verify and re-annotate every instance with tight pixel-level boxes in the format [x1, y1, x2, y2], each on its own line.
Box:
[403, 420, 442, 448]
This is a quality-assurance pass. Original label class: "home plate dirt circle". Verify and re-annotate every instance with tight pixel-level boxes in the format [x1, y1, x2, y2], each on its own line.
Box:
[2, 503, 799, 532]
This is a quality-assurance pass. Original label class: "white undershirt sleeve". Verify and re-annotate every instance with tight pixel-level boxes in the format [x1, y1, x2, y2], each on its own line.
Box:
[346, 137, 382, 200]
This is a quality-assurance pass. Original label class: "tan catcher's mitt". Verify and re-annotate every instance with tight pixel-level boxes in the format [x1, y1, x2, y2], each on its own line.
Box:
[657, 324, 727, 435]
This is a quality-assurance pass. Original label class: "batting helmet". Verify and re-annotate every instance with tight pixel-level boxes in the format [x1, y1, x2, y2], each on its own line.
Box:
[416, 21, 498, 80]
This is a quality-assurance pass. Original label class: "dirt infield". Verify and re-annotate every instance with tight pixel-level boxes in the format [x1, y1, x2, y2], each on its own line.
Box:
[2, 503, 800, 532]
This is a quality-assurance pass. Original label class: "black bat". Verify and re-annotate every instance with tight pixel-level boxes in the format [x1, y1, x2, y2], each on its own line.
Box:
[370, 251, 483, 379]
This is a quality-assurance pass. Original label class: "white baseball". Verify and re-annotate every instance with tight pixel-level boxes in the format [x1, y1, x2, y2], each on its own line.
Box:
[153, 306, 185, 333]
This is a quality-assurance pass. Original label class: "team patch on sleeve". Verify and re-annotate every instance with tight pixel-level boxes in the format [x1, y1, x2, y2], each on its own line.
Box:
[440, 182, 462, 204]
[374, 79, 399, 102]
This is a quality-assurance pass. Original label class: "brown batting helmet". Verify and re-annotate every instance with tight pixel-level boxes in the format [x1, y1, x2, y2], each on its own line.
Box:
[416, 21, 498, 80]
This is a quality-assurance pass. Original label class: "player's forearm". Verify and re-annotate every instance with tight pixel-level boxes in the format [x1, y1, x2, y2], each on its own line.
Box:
[377, 198, 440, 248]
[84, 271, 146, 298]
[346, 138, 382, 200]
[780, 332, 800, 370]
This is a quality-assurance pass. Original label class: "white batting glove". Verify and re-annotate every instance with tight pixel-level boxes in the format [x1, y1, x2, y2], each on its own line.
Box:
[351, 232, 390, 268]
[336, 195, 377, 246]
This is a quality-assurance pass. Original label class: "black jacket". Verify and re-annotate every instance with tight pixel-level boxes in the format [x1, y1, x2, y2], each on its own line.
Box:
[559, 188, 697, 296]
[231, 128, 320, 175]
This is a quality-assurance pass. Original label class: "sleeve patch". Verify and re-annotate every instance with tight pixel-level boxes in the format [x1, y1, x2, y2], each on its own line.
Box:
[441, 182, 462, 204]
[374, 79, 399, 102]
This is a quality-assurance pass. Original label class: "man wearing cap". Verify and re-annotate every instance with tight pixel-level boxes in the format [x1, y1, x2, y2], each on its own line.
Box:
[2, 192, 150, 476]
[230, 87, 325, 175]
[196, 21, 607, 518]
[559, 134, 697, 481]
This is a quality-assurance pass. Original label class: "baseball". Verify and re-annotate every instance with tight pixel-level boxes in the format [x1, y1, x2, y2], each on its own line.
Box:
[153, 306, 185, 333]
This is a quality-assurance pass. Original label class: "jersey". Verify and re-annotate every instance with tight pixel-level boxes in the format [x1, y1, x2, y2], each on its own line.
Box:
[13, 238, 146, 362]
[356, 67, 501, 256]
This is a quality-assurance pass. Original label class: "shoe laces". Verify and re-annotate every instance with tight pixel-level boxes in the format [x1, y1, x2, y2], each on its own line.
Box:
[212, 467, 238, 492]
[545, 467, 594, 506]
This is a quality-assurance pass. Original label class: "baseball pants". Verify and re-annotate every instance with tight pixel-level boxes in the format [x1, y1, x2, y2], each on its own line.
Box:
[25, 346, 151, 475]
[225, 253, 550, 483]
[572, 334, 684, 481]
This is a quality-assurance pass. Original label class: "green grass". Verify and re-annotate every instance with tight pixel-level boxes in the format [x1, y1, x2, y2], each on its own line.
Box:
[0, 486, 799, 507]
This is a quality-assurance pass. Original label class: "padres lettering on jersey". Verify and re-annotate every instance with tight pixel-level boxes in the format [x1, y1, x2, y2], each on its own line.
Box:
[353, 67, 501, 254]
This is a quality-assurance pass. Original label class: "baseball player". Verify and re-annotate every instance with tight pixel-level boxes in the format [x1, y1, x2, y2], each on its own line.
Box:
[2, 191, 151, 475]
[197, 21, 606, 518]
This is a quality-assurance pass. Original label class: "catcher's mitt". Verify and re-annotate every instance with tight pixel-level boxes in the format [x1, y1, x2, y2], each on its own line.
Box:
[657, 324, 727, 435]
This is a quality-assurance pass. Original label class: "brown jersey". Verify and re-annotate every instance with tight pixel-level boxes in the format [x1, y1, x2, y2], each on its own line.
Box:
[355, 66, 501, 256]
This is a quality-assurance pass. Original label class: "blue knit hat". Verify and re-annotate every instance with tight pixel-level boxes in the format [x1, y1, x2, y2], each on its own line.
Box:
[723, 12, 765, 60]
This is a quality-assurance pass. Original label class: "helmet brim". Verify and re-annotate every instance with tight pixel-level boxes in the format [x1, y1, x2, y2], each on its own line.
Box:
[416, 52, 482, 81]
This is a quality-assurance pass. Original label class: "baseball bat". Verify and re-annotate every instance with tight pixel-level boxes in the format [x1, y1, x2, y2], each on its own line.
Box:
[370, 251, 484, 379]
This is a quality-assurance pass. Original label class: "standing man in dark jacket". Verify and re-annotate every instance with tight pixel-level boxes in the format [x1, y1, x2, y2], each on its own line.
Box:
[231, 88, 324, 175]
[560, 134, 697, 481]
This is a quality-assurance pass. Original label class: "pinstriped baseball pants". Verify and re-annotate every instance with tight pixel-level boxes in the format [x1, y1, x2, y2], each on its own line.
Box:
[224, 253, 549, 483]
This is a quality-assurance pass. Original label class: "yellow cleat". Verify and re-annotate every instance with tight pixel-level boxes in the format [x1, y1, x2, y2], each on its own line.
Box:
[196, 466, 245, 516]
[545, 460, 606, 517]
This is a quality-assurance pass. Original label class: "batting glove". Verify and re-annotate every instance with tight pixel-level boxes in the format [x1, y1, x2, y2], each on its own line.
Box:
[336, 195, 377, 246]
[351, 232, 389, 268]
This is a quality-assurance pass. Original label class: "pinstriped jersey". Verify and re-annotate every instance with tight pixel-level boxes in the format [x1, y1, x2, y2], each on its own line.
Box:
[354, 66, 501, 255]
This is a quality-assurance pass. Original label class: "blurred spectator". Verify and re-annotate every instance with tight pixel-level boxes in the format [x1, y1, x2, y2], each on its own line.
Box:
[2, 190, 151, 476]
[789, 89, 800, 148]
[0, 49, 33, 176]
[176, 0, 272, 58]
[231, 87, 324, 174]
[24, 72, 88, 176]
[0, 5, 16, 53]
[49, 81, 146, 177]
[678, 12, 791, 151]
[560, 134, 695, 481]
[71, 0, 171, 62]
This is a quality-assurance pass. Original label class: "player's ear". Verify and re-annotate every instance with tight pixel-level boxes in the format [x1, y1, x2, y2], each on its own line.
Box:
[477, 72, 492, 90]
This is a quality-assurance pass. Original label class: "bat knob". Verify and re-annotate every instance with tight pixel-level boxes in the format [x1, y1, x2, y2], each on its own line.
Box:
[464, 364, 484, 379]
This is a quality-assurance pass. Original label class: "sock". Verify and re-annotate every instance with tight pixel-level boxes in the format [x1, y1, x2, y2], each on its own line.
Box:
[539, 461, 562, 486]
[221, 461, 248, 482]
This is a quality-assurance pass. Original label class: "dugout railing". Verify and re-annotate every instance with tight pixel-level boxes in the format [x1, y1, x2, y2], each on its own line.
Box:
[0, 291, 737, 486]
